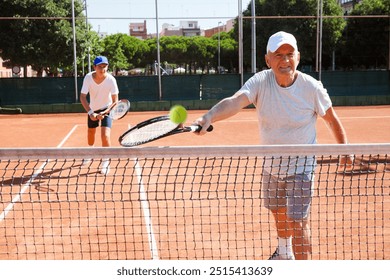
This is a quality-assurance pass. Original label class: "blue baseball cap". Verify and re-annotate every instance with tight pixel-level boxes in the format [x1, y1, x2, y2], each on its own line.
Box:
[93, 56, 109, 66]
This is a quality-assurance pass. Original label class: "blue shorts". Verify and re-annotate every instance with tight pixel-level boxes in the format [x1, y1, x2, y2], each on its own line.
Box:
[87, 108, 113, 128]
[262, 172, 314, 221]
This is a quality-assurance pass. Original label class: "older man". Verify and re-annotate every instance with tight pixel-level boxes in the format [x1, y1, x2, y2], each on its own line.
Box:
[195, 31, 350, 260]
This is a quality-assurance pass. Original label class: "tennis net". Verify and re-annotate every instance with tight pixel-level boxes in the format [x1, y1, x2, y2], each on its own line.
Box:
[0, 144, 389, 260]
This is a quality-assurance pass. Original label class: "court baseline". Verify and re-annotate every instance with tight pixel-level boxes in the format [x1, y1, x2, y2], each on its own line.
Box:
[0, 125, 78, 222]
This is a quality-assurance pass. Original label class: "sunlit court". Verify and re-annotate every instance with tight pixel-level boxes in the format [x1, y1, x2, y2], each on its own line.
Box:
[1, 106, 390, 148]
[0, 2, 389, 278]
[0, 106, 389, 260]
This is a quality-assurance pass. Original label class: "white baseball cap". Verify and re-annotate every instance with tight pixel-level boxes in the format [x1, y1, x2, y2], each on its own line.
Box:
[266, 31, 298, 53]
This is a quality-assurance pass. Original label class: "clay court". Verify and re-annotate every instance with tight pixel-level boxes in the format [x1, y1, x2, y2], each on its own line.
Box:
[0, 105, 389, 260]
[1, 106, 390, 148]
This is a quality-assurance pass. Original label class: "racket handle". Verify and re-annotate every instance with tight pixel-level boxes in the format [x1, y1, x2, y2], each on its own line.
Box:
[190, 125, 214, 132]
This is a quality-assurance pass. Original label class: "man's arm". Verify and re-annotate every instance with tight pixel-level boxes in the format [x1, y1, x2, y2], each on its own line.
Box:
[322, 107, 352, 166]
[195, 91, 251, 134]
[80, 94, 91, 114]
[80, 93, 99, 120]
[111, 93, 119, 104]
[321, 107, 348, 144]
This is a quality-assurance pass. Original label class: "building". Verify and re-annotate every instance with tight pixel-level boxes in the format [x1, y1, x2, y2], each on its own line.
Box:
[180, 21, 201, 37]
[338, 0, 362, 14]
[0, 57, 12, 78]
[204, 19, 235, 38]
[129, 20, 148, 39]
[160, 21, 201, 37]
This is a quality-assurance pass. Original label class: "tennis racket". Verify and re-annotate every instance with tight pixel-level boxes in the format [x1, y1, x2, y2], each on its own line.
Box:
[101, 99, 130, 120]
[119, 115, 213, 147]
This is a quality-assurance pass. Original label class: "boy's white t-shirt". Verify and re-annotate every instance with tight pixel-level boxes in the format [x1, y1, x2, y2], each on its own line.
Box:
[81, 72, 119, 111]
[239, 69, 332, 176]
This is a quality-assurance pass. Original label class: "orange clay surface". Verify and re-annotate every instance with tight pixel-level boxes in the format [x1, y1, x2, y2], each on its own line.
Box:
[1, 106, 390, 148]
[0, 106, 389, 260]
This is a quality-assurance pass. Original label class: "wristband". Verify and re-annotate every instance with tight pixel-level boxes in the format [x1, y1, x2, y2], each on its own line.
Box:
[88, 109, 94, 115]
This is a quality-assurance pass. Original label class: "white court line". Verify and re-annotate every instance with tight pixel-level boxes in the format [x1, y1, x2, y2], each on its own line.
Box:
[126, 122, 159, 259]
[0, 125, 79, 223]
[134, 158, 159, 260]
[0, 161, 49, 222]
[57, 124, 79, 148]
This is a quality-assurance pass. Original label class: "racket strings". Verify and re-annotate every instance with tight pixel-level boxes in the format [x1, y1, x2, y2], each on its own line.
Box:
[110, 100, 130, 120]
[121, 119, 177, 146]
[111, 104, 127, 118]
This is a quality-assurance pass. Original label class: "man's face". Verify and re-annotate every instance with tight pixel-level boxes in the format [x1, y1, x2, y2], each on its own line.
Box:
[94, 63, 108, 74]
[265, 44, 300, 78]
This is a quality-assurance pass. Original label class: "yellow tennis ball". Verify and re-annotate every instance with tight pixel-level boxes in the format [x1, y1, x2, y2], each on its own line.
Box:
[169, 105, 187, 124]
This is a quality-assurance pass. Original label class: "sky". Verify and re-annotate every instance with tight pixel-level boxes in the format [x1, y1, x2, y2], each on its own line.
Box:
[86, 0, 252, 35]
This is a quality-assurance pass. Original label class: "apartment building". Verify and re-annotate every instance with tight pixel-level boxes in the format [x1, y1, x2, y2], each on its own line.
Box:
[160, 21, 201, 37]
[129, 20, 148, 39]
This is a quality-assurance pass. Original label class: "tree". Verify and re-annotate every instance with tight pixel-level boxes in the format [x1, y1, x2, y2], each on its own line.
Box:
[143, 36, 222, 74]
[125, 36, 150, 68]
[101, 34, 131, 74]
[78, 28, 104, 75]
[342, 0, 389, 69]
[211, 31, 238, 73]
[185, 36, 217, 73]
[235, 0, 345, 70]
[101, 33, 150, 74]
[0, 0, 90, 76]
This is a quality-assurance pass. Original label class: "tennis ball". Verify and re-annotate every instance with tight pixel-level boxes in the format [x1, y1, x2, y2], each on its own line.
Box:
[169, 105, 187, 124]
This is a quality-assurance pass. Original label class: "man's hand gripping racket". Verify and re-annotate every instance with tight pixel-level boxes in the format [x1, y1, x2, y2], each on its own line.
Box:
[119, 115, 213, 147]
